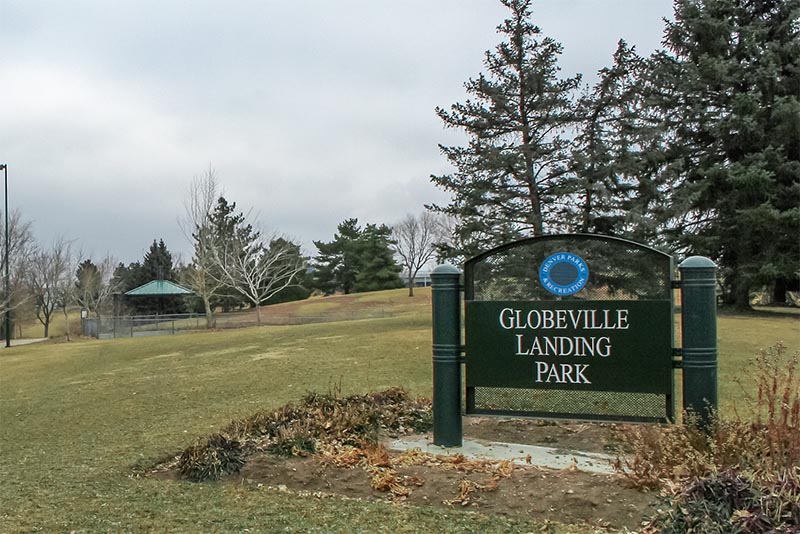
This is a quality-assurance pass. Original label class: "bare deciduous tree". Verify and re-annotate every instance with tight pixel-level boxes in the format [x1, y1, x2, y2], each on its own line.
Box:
[1, 210, 36, 318]
[180, 166, 225, 328]
[75, 254, 120, 319]
[392, 212, 445, 297]
[26, 237, 73, 338]
[212, 233, 306, 325]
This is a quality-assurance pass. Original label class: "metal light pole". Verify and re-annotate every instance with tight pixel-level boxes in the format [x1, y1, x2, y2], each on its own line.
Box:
[2, 164, 9, 348]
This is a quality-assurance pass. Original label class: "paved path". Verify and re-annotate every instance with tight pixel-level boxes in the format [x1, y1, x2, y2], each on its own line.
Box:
[390, 436, 616, 474]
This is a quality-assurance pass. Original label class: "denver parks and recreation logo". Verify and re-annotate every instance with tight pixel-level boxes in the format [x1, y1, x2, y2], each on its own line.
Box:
[539, 252, 589, 296]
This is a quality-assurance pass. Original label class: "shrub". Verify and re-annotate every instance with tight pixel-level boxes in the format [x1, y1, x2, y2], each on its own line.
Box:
[172, 387, 432, 481]
[614, 343, 800, 532]
[177, 434, 246, 482]
[646, 467, 800, 533]
[738, 342, 800, 470]
[615, 343, 800, 488]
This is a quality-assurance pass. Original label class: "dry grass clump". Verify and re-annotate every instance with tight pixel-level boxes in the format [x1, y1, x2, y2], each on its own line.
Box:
[644, 467, 800, 533]
[614, 343, 799, 532]
[175, 387, 431, 481]
[177, 434, 246, 482]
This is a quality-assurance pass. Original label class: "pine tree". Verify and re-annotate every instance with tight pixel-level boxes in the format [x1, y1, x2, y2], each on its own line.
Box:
[310, 239, 341, 295]
[655, 0, 800, 308]
[312, 219, 402, 294]
[141, 239, 176, 281]
[430, 0, 580, 259]
[75, 259, 101, 311]
[353, 224, 403, 293]
[567, 40, 679, 246]
[263, 238, 311, 305]
[312, 218, 362, 295]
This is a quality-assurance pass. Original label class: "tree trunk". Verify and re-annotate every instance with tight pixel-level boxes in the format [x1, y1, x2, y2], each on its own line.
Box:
[255, 303, 262, 325]
[772, 278, 787, 305]
[62, 307, 71, 342]
[203, 295, 215, 328]
[732, 278, 752, 311]
[407, 275, 415, 297]
[43, 322, 49, 338]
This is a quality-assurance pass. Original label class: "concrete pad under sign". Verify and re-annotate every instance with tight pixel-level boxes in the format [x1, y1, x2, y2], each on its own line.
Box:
[389, 436, 616, 475]
[2, 338, 47, 348]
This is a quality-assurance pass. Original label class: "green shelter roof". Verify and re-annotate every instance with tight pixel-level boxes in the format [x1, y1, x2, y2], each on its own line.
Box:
[124, 280, 193, 296]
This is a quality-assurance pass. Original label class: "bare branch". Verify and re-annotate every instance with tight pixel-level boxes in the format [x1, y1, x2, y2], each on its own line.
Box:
[392, 212, 446, 297]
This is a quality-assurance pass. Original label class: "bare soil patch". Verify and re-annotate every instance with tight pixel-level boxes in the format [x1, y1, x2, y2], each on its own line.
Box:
[157, 417, 658, 531]
[232, 453, 657, 531]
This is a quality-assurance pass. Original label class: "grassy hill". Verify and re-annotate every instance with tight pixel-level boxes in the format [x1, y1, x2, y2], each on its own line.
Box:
[1, 287, 798, 533]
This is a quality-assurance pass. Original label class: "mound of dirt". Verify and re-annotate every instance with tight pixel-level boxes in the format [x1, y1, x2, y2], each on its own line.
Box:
[233, 451, 658, 531]
[154, 417, 660, 531]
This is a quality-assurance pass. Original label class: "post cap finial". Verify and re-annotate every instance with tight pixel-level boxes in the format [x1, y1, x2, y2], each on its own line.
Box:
[432, 264, 461, 276]
[679, 256, 717, 269]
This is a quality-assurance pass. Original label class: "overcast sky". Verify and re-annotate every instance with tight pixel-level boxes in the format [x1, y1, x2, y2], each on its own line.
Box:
[2, 0, 674, 264]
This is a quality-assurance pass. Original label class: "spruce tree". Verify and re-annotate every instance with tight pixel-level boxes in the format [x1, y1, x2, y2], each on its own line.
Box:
[568, 40, 679, 246]
[430, 0, 580, 259]
[312, 219, 403, 294]
[655, 0, 800, 308]
[141, 239, 176, 281]
[310, 239, 341, 295]
[75, 259, 101, 311]
[353, 224, 403, 293]
[312, 219, 362, 295]
[569, 41, 642, 235]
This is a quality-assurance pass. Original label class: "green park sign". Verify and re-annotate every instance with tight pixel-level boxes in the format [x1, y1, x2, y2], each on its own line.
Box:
[466, 300, 672, 393]
[431, 234, 719, 447]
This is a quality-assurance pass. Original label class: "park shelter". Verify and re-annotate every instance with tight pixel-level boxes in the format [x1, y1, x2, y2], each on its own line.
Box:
[84, 280, 197, 338]
[122, 279, 194, 315]
[125, 279, 193, 297]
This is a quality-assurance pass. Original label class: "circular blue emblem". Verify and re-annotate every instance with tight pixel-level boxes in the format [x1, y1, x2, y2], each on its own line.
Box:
[539, 252, 589, 296]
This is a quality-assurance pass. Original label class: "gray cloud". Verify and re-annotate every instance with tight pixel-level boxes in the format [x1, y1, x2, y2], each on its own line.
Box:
[1, 0, 672, 263]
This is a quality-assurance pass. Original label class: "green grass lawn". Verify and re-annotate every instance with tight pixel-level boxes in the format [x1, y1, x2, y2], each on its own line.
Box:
[1, 288, 798, 533]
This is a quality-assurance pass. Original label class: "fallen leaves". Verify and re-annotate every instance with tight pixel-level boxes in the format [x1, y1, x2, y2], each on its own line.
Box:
[317, 441, 517, 503]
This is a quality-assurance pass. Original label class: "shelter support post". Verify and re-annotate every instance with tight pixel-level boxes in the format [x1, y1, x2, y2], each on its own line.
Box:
[679, 256, 718, 430]
[431, 264, 462, 447]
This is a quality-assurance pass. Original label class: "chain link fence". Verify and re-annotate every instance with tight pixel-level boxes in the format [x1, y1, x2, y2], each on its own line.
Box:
[83, 308, 394, 339]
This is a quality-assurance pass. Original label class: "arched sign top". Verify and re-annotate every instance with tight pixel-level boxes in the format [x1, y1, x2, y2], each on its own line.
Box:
[464, 233, 674, 302]
[465, 233, 672, 268]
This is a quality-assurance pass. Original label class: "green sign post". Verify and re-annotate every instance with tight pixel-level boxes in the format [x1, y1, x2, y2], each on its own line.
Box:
[431, 264, 462, 447]
[679, 256, 718, 430]
[431, 235, 719, 446]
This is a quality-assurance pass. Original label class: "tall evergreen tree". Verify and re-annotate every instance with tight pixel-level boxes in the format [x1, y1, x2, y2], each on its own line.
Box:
[568, 40, 679, 245]
[311, 239, 342, 296]
[654, 0, 800, 308]
[141, 239, 176, 281]
[263, 238, 311, 305]
[568, 41, 641, 235]
[429, 0, 580, 259]
[353, 224, 403, 293]
[312, 219, 402, 294]
[312, 218, 362, 295]
[111, 261, 142, 294]
[75, 259, 101, 311]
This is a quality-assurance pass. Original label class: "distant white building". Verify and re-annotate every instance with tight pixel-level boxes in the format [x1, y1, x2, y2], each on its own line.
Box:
[399, 268, 433, 288]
